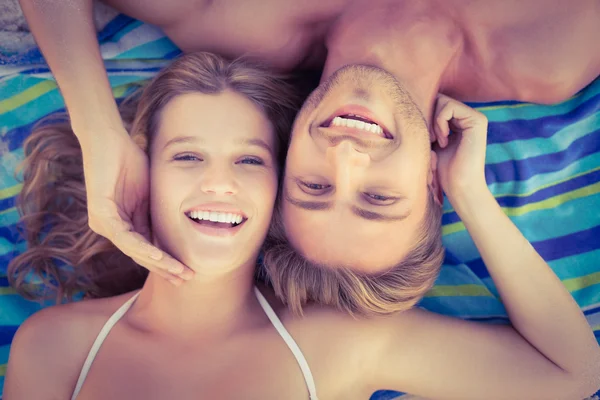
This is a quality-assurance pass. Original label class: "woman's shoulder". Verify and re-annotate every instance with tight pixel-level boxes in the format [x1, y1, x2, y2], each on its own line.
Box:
[4, 292, 138, 398]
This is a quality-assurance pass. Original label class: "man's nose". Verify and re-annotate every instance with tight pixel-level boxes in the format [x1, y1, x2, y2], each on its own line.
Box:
[326, 141, 370, 199]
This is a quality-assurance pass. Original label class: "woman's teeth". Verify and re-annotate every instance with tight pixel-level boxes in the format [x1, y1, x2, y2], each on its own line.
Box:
[331, 115, 384, 136]
[187, 210, 244, 225]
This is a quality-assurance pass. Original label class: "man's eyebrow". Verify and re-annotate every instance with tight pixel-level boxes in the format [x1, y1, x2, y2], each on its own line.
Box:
[285, 193, 411, 221]
[350, 205, 411, 222]
[284, 194, 333, 210]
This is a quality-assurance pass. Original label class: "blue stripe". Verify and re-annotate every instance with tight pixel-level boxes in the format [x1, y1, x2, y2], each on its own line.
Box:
[115, 37, 179, 60]
[583, 304, 600, 317]
[0, 199, 14, 215]
[0, 345, 10, 364]
[15, 66, 162, 76]
[485, 151, 600, 200]
[468, 78, 600, 123]
[0, 278, 8, 287]
[485, 112, 600, 165]
[484, 129, 600, 185]
[0, 326, 18, 348]
[442, 193, 600, 262]
[443, 169, 600, 226]
[98, 15, 139, 43]
[484, 92, 600, 144]
[371, 391, 404, 400]
[465, 226, 600, 279]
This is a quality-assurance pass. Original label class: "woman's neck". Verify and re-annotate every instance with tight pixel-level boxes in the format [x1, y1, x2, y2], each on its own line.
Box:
[130, 262, 262, 339]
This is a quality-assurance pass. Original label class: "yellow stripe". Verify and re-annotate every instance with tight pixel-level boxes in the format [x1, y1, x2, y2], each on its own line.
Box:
[592, 324, 600, 333]
[504, 181, 600, 217]
[442, 221, 465, 236]
[0, 80, 57, 114]
[0, 184, 22, 201]
[443, 166, 600, 215]
[0, 363, 5, 377]
[442, 181, 600, 236]
[0, 206, 17, 217]
[425, 284, 495, 297]
[563, 271, 600, 292]
[0, 287, 17, 295]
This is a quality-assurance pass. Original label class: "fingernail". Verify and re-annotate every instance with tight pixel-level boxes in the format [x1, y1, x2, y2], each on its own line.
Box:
[149, 251, 162, 261]
[168, 265, 184, 274]
[180, 269, 194, 280]
[168, 278, 182, 287]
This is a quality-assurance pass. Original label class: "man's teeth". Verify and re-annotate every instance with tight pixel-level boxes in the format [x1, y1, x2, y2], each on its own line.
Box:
[331, 116, 384, 136]
[188, 210, 244, 224]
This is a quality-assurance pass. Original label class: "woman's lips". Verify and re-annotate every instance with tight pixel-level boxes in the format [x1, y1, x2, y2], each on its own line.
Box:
[186, 215, 246, 238]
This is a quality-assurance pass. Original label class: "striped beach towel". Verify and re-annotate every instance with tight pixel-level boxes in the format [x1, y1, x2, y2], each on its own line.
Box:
[1, 14, 599, 399]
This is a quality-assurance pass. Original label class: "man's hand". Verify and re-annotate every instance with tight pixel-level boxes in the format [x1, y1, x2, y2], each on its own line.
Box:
[432, 94, 489, 204]
[81, 129, 194, 285]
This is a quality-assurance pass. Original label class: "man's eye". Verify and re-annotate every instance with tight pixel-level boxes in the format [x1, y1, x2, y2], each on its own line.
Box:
[364, 193, 396, 205]
[301, 181, 330, 190]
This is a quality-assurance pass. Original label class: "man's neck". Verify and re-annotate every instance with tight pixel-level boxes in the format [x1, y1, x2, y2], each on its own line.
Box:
[321, 0, 462, 124]
[322, 50, 440, 124]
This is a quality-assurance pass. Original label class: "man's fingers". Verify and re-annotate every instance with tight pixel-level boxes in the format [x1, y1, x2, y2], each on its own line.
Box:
[131, 257, 187, 286]
[111, 226, 194, 279]
[132, 198, 152, 242]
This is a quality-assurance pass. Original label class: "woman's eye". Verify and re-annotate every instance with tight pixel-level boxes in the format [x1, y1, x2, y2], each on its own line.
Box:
[238, 157, 264, 165]
[364, 193, 396, 205]
[174, 154, 201, 162]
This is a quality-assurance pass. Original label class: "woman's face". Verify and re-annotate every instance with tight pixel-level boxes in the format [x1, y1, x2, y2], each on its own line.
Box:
[149, 91, 278, 274]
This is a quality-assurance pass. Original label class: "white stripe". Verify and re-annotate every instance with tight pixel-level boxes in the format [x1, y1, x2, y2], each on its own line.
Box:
[99, 24, 167, 59]
[71, 292, 141, 399]
[254, 287, 319, 400]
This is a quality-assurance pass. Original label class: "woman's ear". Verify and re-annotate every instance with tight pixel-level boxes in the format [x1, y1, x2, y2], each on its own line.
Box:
[428, 151, 444, 207]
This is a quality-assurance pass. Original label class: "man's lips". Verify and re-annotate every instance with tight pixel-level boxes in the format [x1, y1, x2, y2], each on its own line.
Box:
[319, 105, 393, 139]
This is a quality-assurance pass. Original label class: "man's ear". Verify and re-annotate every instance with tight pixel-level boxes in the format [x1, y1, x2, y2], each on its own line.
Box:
[428, 151, 444, 207]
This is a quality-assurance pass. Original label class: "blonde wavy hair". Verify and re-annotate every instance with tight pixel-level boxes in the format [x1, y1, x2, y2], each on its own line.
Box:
[8, 52, 299, 303]
[262, 193, 445, 317]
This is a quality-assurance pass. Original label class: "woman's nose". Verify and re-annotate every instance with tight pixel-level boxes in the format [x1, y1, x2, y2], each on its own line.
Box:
[199, 164, 238, 196]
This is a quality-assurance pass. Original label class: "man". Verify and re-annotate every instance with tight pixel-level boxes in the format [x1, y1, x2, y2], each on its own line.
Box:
[19, 0, 600, 278]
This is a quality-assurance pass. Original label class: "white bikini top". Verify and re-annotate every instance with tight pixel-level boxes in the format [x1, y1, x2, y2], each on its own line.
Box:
[71, 287, 318, 400]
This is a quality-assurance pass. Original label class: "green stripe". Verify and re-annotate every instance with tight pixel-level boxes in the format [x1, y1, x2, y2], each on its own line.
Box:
[0, 75, 40, 102]
[0, 184, 22, 201]
[564, 271, 600, 292]
[0, 287, 17, 295]
[0, 80, 57, 115]
[0, 363, 5, 377]
[442, 181, 600, 236]
[443, 165, 600, 215]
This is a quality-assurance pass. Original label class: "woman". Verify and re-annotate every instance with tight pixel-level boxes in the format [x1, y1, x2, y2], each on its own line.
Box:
[4, 53, 600, 400]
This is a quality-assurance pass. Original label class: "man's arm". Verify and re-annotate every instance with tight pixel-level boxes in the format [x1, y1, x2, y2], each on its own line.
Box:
[363, 96, 600, 399]
[19, 0, 124, 141]
[18, 0, 194, 281]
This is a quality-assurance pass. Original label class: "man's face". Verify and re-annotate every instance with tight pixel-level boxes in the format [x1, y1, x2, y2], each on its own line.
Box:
[283, 65, 436, 273]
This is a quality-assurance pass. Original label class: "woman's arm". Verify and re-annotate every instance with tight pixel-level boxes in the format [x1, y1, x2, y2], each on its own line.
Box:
[363, 95, 600, 399]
